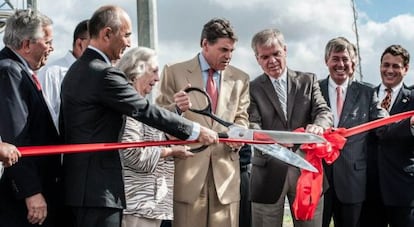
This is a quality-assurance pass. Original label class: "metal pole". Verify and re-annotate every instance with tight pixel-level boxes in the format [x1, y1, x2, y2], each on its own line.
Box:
[136, 0, 158, 50]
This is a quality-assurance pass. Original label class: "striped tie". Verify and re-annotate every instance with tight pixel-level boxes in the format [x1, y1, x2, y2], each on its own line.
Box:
[274, 79, 287, 119]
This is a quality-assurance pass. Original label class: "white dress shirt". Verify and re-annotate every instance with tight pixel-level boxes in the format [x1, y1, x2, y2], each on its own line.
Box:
[328, 77, 349, 127]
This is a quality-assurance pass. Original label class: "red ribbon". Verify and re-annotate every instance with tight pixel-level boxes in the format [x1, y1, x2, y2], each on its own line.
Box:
[292, 110, 414, 221]
[18, 138, 274, 157]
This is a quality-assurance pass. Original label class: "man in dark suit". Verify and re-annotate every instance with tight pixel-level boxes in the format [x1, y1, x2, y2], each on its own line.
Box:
[60, 5, 217, 227]
[248, 28, 333, 227]
[0, 9, 63, 227]
[373, 45, 414, 227]
[319, 37, 388, 227]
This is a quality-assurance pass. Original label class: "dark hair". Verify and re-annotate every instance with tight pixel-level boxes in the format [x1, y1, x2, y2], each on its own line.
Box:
[199, 18, 237, 47]
[324, 37, 357, 64]
[72, 19, 88, 46]
[380, 44, 410, 66]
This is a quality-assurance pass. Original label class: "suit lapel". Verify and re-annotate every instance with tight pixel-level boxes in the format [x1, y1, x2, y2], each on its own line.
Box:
[390, 86, 411, 114]
[319, 78, 330, 106]
[338, 81, 359, 126]
[286, 69, 298, 123]
[183, 56, 211, 127]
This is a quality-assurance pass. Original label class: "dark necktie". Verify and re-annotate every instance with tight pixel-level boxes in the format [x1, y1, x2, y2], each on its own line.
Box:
[206, 68, 218, 113]
[381, 88, 392, 111]
[32, 73, 42, 91]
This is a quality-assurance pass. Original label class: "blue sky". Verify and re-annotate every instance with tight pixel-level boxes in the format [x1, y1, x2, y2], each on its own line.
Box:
[2, 0, 414, 86]
[357, 0, 414, 22]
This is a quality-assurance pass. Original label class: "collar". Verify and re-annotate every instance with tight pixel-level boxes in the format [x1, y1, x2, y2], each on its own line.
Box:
[87, 45, 111, 65]
[379, 81, 403, 93]
[198, 52, 221, 74]
[328, 76, 349, 90]
[267, 68, 287, 84]
[9, 48, 35, 74]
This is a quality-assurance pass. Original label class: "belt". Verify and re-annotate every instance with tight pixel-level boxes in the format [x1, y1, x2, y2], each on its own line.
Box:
[240, 165, 248, 172]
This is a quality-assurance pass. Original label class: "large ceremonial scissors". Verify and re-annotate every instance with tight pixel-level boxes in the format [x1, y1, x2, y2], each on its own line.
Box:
[184, 87, 325, 172]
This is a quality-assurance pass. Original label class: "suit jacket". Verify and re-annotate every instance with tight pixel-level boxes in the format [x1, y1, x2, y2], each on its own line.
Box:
[0, 47, 62, 226]
[60, 48, 196, 209]
[319, 78, 387, 203]
[376, 85, 414, 206]
[156, 55, 250, 204]
[248, 69, 332, 204]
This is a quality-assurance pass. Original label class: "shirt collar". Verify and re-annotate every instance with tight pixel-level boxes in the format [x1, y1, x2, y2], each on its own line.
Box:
[88, 45, 111, 65]
[10, 48, 34, 74]
[328, 76, 349, 90]
[267, 68, 287, 84]
[380, 81, 404, 93]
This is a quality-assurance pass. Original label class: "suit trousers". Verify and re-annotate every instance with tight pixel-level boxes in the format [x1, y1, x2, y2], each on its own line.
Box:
[252, 165, 324, 227]
[239, 165, 251, 227]
[71, 207, 122, 227]
[322, 186, 362, 227]
[173, 164, 239, 227]
[385, 206, 414, 227]
[122, 215, 161, 227]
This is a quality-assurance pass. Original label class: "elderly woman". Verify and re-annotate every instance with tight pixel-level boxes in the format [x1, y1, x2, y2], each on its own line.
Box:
[117, 47, 193, 227]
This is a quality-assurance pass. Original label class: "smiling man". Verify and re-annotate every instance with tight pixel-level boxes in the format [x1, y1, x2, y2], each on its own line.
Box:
[318, 37, 388, 227]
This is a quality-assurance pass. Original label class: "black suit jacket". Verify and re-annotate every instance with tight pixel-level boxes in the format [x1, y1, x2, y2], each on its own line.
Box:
[319, 78, 387, 203]
[248, 69, 332, 203]
[60, 48, 195, 208]
[376, 85, 414, 206]
[0, 47, 62, 226]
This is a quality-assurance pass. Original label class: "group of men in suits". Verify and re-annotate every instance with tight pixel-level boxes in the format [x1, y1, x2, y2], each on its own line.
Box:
[0, 4, 413, 227]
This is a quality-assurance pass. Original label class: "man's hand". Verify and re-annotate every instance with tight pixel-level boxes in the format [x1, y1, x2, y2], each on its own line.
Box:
[305, 124, 324, 135]
[174, 84, 192, 113]
[198, 126, 219, 145]
[26, 193, 47, 225]
[225, 142, 244, 152]
[0, 142, 21, 167]
[163, 145, 194, 159]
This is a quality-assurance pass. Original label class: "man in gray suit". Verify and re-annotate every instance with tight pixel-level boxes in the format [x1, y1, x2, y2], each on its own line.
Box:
[318, 37, 387, 227]
[248, 28, 332, 227]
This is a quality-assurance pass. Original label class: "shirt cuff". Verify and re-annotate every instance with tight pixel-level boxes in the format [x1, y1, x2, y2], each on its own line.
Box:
[188, 122, 200, 140]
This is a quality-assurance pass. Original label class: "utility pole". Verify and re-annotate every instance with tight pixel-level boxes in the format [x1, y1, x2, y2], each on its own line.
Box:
[136, 0, 158, 50]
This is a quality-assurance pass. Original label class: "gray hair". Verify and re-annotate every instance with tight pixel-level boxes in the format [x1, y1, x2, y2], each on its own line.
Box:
[3, 9, 53, 50]
[251, 28, 285, 56]
[324, 37, 357, 65]
[116, 46, 157, 81]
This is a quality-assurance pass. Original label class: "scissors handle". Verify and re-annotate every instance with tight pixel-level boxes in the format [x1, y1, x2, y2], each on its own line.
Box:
[184, 87, 233, 127]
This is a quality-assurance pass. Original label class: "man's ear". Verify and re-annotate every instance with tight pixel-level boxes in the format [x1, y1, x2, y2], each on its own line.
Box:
[100, 27, 112, 41]
[21, 39, 31, 53]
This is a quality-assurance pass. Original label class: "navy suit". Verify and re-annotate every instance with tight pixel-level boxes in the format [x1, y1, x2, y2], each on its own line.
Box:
[0, 47, 62, 227]
[319, 78, 387, 227]
[60, 48, 195, 226]
[376, 85, 414, 227]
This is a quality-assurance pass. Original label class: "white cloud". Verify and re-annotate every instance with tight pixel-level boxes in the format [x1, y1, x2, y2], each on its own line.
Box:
[2, 0, 413, 86]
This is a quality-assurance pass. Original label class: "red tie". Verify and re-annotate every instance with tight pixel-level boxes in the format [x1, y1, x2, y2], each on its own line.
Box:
[206, 68, 218, 113]
[32, 73, 42, 91]
[336, 86, 343, 117]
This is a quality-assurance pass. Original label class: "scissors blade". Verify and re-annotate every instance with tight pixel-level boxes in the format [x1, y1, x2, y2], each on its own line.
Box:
[227, 126, 326, 144]
[253, 144, 318, 173]
[254, 130, 326, 144]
